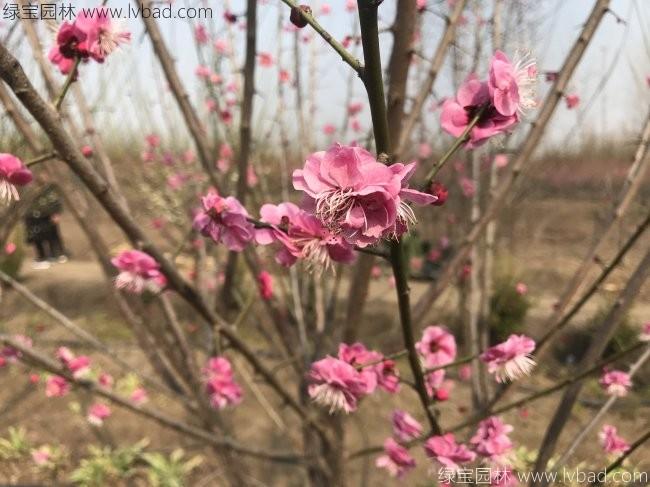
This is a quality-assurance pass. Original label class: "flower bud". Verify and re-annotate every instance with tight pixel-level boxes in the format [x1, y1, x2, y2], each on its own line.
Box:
[290, 5, 311, 28]
[429, 181, 448, 206]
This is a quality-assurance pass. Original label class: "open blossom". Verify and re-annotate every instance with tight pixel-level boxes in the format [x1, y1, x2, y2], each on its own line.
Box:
[480, 334, 536, 383]
[338, 342, 400, 394]
[87, 402, 111, 426]
[599, 424, 629, 454]
[416, 325, 457, 367]
[424, 369, 452, 400]
[293, 144, 436, 247]
[488, 50, 537, 117]
[193, 191, 255, 252]
[45, 375, 70, 397]
[599, 369, 632, 397]
[256, 202, 355, 271]
[470, 416, 514, 463]
[74, 8, 130, 62]
[425, 433, 476, 470]
[440, 74, 518, 148]
[392, 410, 423, 443]
[376, 438, 416, 478]
[56, 347, 91, 378]
[307, 356, 369, 414]
[0, 154, 33, 203]
[202, 357, 243, 409]
[111, 250, 167, 294]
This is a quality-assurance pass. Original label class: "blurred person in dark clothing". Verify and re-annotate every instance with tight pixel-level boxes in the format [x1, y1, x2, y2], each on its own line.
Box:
[24, 184, 67, 269]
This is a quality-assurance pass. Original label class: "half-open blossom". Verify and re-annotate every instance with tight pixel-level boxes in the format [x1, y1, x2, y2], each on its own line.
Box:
[424, 369, 453, 400]
[470, 416, 514, 463]
[441, 75, 518, 148]
[0, 154, 32, 203]
[599, 424, 629, 454]
[424, 433, 476, 470]
[87, 402, 111, 426]
[45, 375, 70, 397]
[258, 270, 274, 300]
[293, 144, 436, 247]
[480, 334, 536, 383]
[193, 191, 255, 252]
[639, 322, 650, 342]
[376, 438, 416, 478]
[599, 369, 632, 397]
[416, 325, 457, 368]
[488, 51, 537, 117]
[429, 181, 449, 206]
[338, 343, 400, 394]
[111, 249, 167, 294]
[202, 357, 243, 409]
[256, 202, 355, 271]
[307, 356, 369, 414]
[392, 410, 423, 443]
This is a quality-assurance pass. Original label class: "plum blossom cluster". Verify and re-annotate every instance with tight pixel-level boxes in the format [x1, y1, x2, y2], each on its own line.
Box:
[375, 410, 422, 478]
[0, 154, 33, 204]
[49, 8, 131, 74]
[441, 50, 537, 147]
[599, 369, 632, 397]
[307, 343, 399, 414]
[202, 357, 243, 409]
[112, 249, 167, 295]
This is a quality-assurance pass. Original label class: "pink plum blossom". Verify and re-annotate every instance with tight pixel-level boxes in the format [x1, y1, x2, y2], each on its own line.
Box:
[193, 191, 255, 252]
[1, 334, 33, 362]
[56, 347, 91, 379]
[292, 144, 436, 247]
[599, 369, 632, 397]
[81, 145, 94, 157]
[440, 74, 518, 148]
[111, 250, 167, 294]
[258, 52, 274, 67]
[565, 94, 580, 109]
[392, 410, 423, 443]
[418, 142, 432, 159]
[376, 438, 416, 478]
[31, 446, 52, 466]
[599, 424, 629, 454]
[424, 433, 476, 470]
[488, 51, 537, 117]
[98, 373, 114, 389]
[194, 24, 208, 44]
[73, 8, 131, 63]
[214, 38, 230, 54]
[345, 0, 357, 12]
[515, 282, 528, 295]
[323, 124, 336, 135]
[87, 402, 111, 426]
[48, 22, 88, 74]
[0, 154, 33, 203]
[494, 153, 509, 168]
[337, 343, 400, 394]
[307, 356, 369, 414]
[470, 416, 514, 463]
[4, 242, 16, 255]
[202, 357, 243, 409]
[256, 202, 355, 270]
[416, 325, 457, 368]
[480, 335, 536, 383]
[45, 375, 70, 397]
[320, 3, 332, 15]
[131, 387, 148, 405]
[348, 101, 363, 116]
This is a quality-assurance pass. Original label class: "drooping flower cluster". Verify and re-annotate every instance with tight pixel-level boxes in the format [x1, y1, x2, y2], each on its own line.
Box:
[441, 50, 537, 147]
[49, 8, 130, 74]
[256, 202, 355, 271]
[293, 144, 437, 247]
[307, 342, 399, 414]
[599, 369, 632, 397]
[480, 334, 536, 383]
[111, 250, 167, 294]
[193, 191, 255, 252]
[0, 154, 33, 204]
[202, 357, 243, 409]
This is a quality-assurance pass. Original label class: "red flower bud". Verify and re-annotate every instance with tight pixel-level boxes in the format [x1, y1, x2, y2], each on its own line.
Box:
[429, 181, 448, 206]
[290, 5, 311, 28]
[223, 11, 237, 24]
[434, 388, 449, 401]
